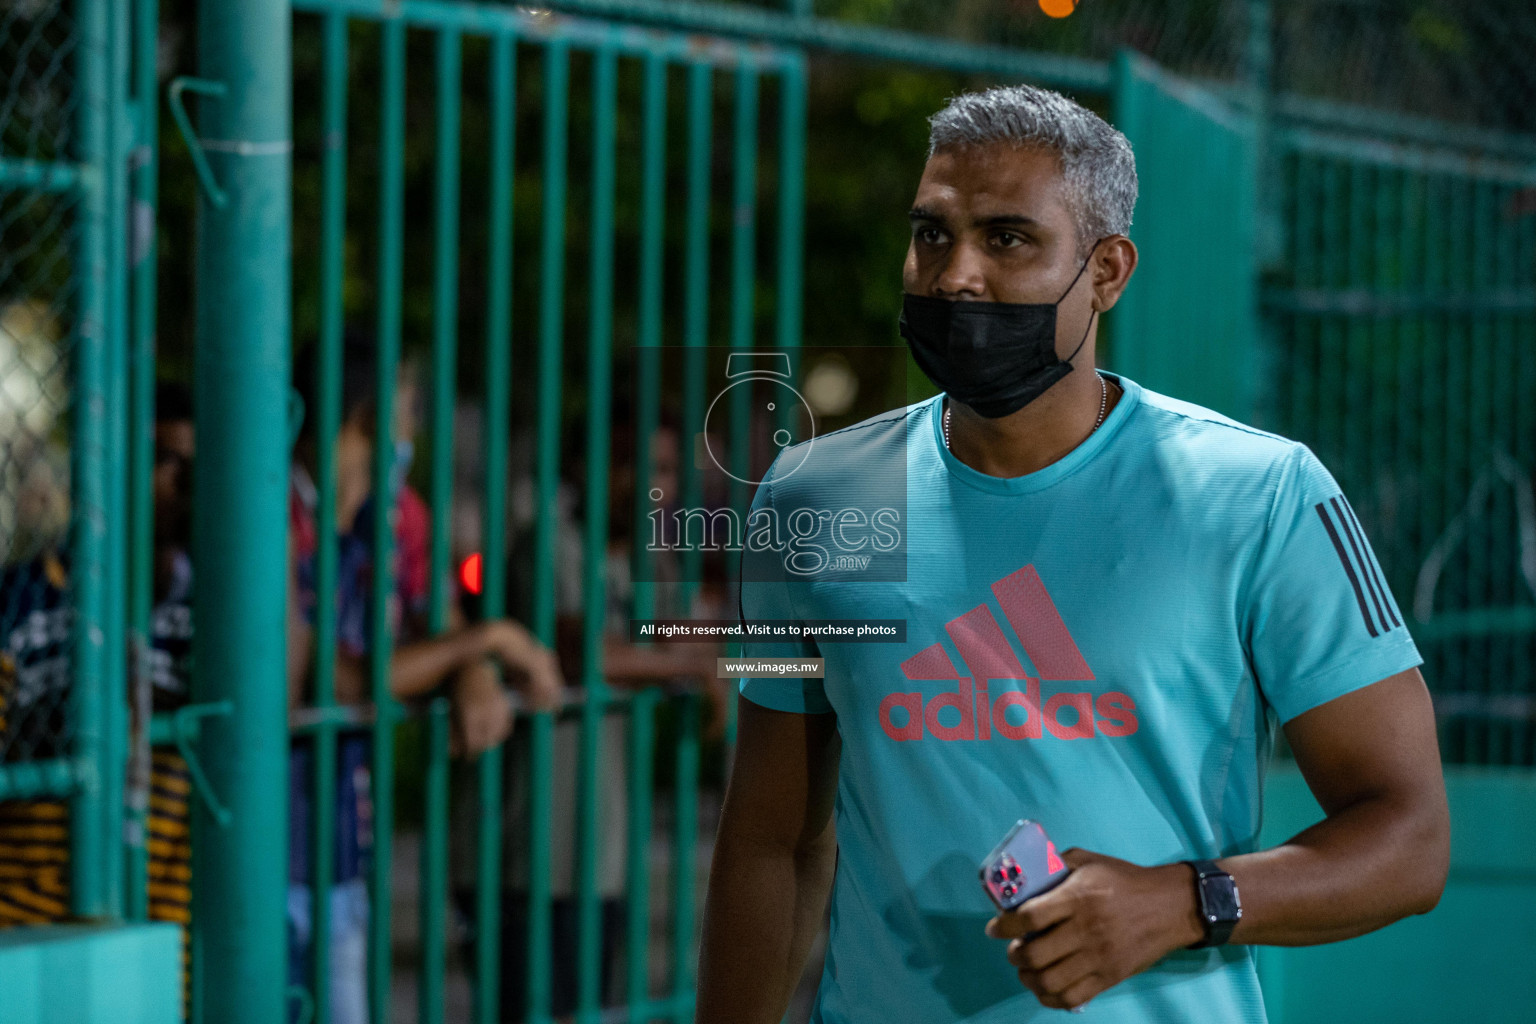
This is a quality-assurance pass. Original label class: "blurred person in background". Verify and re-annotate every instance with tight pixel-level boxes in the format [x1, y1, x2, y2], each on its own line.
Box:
[700, 84, 1448, 1024]
[0, 381, 199, 1009]
[287, 334, 562, 1024]
[451, 409, 727, 1023]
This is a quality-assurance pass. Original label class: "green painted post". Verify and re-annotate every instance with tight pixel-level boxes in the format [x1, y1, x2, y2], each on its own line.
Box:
[529, 38, 570, 1024]
[420, 27, 463, 1024]
[368, 17, 407, 1024]
[420, 698, 451, 1024]
[1515, 206, 1535, 764]
[69, 0, 111, 921]
[625, 690, 659, 1023]
[575, 42, 618, 1024]
[427, 28, 461, 640]
[1345, 161, 1367, 522]
[1287, 153, 1312, 441]
[474, 31, 514, 1024]
[631, 52, 667, 624]
[1445, 175, 1471, 758]
[627, 55, 667, 1024]
[670, 692, 701, 1024]
[679, 61, 712, 613]
[1469, 178, 1493, 765]
[125, 0, 160, 923]
[727, 65, 758, 517]
[102, 0, 131, 921]
[189, 0, 291, 1010]
[1422, 171, 1450, 753]
[1495, 181, 1522, 763]
[309, 14, 350, 1024]
[774, 55, 805, 363]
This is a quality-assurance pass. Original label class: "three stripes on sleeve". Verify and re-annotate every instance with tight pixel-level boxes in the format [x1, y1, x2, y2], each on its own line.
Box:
[1314, 493, 1403, 639]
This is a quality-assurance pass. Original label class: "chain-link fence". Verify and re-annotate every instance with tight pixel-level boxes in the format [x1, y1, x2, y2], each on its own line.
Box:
[810, 0, 1535, 135]
[1, 0, 80, 767]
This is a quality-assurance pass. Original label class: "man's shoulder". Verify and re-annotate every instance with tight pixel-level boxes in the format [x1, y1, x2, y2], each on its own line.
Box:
[1130, 385, 1304, 475]
[763, 400, 926, 500]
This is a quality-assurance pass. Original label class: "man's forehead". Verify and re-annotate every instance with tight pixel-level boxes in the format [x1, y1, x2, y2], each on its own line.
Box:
[912, 144, 1067, 219]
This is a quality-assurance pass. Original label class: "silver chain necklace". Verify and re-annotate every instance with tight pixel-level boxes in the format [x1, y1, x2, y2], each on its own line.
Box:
[943, 371, 1108, 452]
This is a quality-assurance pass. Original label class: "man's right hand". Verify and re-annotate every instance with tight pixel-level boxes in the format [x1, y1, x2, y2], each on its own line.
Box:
[448, 658, 515, 758]
[478, 619, 564, 712]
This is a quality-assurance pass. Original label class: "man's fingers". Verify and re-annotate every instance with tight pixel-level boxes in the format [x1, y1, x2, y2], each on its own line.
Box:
[1051, 974, 1102, 1012]
[1018, 953, 1098, 1011]
[1059, 846, 1096, 870]
[1033, 950, 1095, 1003]
[1013, 966, 1045, 1001]
[1006, 920, 1078, 972]
[986, 889, 1072, 940]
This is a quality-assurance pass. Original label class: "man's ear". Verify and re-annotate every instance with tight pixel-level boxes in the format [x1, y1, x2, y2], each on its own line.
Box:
[1091, 235, 1138, 313]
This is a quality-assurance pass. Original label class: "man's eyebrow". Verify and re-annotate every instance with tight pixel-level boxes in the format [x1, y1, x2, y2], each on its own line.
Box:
[906, 207, 1045, 231]
[977, 213, 1044, 230]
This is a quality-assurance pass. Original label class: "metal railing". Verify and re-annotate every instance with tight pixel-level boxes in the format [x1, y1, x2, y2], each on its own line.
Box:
[8, 3, 1536, 1023]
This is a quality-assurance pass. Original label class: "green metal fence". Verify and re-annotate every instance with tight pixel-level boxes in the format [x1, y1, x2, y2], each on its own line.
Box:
[1263, 122, 1536, 768]
[0, 0, 130, 920]
[7, 1, 1536, 1022]
[281, 6, 808, 1022]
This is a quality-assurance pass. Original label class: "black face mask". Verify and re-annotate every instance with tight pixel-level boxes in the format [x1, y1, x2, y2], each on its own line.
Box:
[898, 240, 1101, 419]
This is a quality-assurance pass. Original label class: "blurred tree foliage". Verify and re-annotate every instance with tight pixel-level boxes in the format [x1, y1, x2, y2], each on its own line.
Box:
[147, 0, 1536, 420]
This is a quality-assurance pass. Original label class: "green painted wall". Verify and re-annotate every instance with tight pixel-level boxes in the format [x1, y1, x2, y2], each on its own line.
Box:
[1109, 49, 1260, 423]
[0, 923, 180, 1024]
[1258, 766, 1536, 1024]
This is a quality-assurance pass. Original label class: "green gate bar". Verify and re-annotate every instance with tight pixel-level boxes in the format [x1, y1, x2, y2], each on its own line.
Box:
[66, 0, 112, 922]
[575, 41, 618, 1024]
[670, 691, 701, 1024]
[630, 50, 666, 626]
[419, 23, 463, 1024]
[307, 12, 350, 1024]
[727, 64, 758, 515]
[626, 49, 668, 1024]
[475, 27, 515, 1024]
[102, 0, 131, 924]
[678, 60, 712, 612]
[188, 0, 292, 1011]
[124, 0, 160, 924]
[529, 37, 570, 1024]
[368, 16, 407, 1024]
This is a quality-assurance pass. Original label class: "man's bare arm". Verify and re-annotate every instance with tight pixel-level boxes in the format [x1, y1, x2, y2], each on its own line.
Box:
[991, 667, 1449, 1010]
[1215, 665, 1450, 944]
[697, 696, 841, 1024]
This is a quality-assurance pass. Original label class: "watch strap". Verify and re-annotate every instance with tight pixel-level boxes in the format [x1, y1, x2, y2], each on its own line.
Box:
[1185, 859, 1240, 948]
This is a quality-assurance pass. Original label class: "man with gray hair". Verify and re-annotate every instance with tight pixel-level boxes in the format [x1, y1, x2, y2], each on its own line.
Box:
[698, 83, 1447, 1022]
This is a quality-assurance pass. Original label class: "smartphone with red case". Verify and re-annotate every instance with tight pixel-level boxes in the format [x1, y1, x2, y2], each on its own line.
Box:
[978, 819, 1070, 912]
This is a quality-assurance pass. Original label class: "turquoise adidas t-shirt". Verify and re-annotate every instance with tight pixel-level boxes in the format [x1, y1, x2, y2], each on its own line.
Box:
[737, 372, 1423, 1024]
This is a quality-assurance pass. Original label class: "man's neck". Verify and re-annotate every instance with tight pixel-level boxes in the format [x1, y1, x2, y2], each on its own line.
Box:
[946, 367, 1121, 479]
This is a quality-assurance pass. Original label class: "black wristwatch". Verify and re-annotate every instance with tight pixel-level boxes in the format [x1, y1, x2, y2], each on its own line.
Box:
[1184, 859, 1242, 948]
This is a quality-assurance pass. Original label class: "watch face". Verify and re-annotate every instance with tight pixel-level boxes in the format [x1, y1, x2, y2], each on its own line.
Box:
[1200, 875, 1242, 923]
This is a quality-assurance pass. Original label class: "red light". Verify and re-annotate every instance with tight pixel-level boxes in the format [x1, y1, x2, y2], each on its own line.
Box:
[459, 552, 483, 595]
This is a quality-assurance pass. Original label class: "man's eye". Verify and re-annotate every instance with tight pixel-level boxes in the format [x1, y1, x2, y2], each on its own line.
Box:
[993, 232, 1024, 248]
[914, 227, 946, 245]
